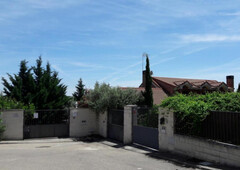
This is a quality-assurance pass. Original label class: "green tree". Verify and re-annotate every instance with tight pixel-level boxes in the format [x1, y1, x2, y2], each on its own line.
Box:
[88, 82, 142, 113]
[160, 92, 240, 135]
[2, 60, 35, 105]
[142, 55, 153, 107]
[2, 57, 69, 109]
[73, 78, 85, 101]
[32, 57, 69, 109]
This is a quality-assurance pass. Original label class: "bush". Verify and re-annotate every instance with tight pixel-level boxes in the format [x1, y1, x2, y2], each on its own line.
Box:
[160, 92, 240, 135]
[87, 82, 143, 113]
[0, 96, 35, 110]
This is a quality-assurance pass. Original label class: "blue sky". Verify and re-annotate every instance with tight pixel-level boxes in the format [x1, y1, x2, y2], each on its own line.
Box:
[1, 0, 240, 95]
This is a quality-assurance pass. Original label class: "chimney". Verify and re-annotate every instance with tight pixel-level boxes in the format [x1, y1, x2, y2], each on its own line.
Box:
[142, 70, 146, 87]
[226, 75, 234, 89]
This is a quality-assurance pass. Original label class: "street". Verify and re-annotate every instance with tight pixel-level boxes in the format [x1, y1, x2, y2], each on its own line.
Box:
[0, 138, 198, 170]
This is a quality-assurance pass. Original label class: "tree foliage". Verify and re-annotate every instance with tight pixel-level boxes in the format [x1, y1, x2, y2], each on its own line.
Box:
[87, 82, 143, 113]
[2, 60, 35, 105]
[73, 78, 85, 101]
[160, 92, 240, 135]
[2, 57, 69, 109]
[0, 96, 35, 110]
[142, 55, 153, 107]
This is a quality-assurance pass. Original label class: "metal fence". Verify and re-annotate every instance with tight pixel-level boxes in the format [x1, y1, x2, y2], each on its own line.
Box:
[201, 111, 240, 145]
[175, 111, 240, 145]
[24, 109, 70, 125]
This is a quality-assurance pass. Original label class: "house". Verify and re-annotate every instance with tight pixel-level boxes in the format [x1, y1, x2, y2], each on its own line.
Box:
[124, 71, 234, 105]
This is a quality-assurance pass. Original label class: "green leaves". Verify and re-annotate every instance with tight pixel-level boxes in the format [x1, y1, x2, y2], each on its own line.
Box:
[87, 82, 142, 113]
[73, 78, 85, 101]
[160, 92, 240, 135]
[0, 95, 35, 110]
[143, 55, 153, 107]
[2, 57, 69, 109]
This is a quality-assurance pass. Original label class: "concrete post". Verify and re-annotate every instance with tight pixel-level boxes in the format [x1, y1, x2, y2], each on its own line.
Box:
[98, 111, 108, 138]
[158, 108, 175, 151]
[1, 110, 24, 140]
[123, 105, 137, 144]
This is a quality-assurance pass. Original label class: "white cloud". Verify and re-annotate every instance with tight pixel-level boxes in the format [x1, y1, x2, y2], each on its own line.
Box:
[0, 0, 86, 23]
[111, 80, 141, 88]
[51, 64, 65, 74]
[23, 0, 84, 9]
[100, 61, 142, 82]
[151, 57, 176, 67]
[180, 34, 240, 43]
[219, 11, 240, 16]
[70, 62, 104, 69]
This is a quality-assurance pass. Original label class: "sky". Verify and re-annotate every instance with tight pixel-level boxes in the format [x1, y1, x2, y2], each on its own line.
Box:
[1, 0, 240, 95]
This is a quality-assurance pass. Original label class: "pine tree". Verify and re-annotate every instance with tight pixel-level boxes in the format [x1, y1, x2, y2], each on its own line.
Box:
[73, 78, 85, 101]
[2, 57, 69, 109]
[143, 55, 153, 107]
[2, 60, 35, 105]
[32, 57, 69, 109]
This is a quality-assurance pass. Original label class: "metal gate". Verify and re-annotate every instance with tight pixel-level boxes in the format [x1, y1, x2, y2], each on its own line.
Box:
[107, 109, 124, 142]
[24, 109, 69, 139]
[132, 107, 159, 150]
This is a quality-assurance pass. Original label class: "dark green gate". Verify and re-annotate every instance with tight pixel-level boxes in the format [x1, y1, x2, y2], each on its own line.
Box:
[107, 109, 124, 142]
[24, 109, 69, 139]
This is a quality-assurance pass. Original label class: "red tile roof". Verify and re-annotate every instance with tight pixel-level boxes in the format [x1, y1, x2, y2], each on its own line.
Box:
[120, 87, 168, 104]
[122, 75, 230, 105]
[152, 77, 224, 87]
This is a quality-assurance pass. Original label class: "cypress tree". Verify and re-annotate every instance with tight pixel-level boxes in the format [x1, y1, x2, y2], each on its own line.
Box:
[73, 78, 85, 101]
[143, 55, 153, 107]
[32, 57, 69, 109]
[2, 60, 35, 105]
[2, 57, 69, 109]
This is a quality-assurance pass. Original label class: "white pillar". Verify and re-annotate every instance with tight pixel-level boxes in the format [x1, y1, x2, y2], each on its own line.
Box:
[1, 110, 24, 140]
[123, 105, 137, 144]
[158, 108, 175, 151]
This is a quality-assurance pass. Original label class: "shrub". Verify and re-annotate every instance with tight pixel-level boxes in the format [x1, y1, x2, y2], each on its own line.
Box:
[160, 92, 240, 135]
[87, 82, 143, 113]
[0, 96, 35, 110]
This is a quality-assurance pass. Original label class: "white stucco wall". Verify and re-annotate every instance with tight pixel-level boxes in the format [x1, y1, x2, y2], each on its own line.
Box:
[123, 105, 137, 144]
[69, 108, 98, 137]
[159, 109, 240, 168]
[98, 111, 107, 138]
[0, 110, 24, 140]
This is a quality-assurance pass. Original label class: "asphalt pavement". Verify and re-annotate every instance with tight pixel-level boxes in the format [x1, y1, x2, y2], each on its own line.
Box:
[0, 137, 233, 170]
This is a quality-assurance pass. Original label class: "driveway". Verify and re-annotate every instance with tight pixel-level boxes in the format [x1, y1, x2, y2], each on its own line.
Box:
[0, 138, 199, 170]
